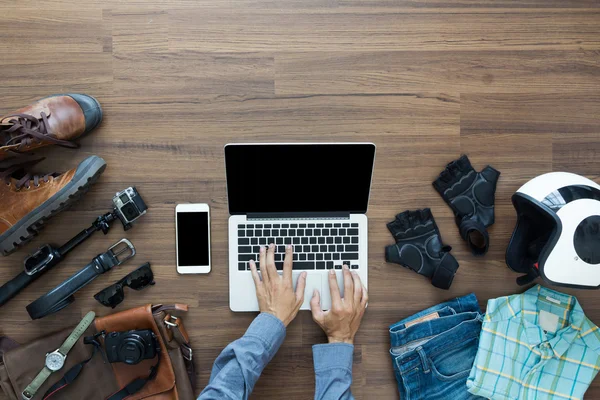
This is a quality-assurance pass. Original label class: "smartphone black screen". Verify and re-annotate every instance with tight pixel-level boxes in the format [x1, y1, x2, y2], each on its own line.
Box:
[177, 211, 210, 266]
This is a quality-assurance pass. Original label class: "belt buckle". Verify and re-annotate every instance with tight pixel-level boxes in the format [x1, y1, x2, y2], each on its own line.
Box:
[108, 239, 136, 266]
[21, 390, 33, 400]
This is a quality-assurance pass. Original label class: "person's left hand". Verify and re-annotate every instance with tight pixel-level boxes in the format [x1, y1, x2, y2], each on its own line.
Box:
[249, 244, 307, 327]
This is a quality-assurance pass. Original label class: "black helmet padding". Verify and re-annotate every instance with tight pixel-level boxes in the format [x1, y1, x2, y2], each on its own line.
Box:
[506, 193, 562, 284]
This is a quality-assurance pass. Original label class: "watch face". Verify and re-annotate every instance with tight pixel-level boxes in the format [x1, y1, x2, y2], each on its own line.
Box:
[45, 352, 64, 371]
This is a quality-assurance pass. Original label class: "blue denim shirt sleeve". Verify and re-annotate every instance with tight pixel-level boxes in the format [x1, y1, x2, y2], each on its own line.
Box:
[313, 343, 355, 400]
[197, 313, 355, 400]
[197, 312, 286, 400]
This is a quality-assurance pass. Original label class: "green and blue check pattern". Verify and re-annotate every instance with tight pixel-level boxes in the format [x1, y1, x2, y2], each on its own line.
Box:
[466, 285, 600, 400]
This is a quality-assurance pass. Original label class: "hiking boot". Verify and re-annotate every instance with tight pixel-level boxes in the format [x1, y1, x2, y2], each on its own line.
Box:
[0, 155, 106, 255]
[0, 94, 102, 160]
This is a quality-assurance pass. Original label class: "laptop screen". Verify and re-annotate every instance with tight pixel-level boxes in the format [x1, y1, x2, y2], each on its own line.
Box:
[225, 143, 376, 215]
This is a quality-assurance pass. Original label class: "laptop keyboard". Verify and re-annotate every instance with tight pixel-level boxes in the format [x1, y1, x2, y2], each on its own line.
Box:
[237, 222, 360, 271]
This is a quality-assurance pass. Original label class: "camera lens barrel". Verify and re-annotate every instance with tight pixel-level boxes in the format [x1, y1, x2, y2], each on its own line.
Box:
[118, 333, 147, 365]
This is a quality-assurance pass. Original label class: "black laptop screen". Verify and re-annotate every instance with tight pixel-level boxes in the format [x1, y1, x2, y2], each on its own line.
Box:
[225, 144, 376, 215]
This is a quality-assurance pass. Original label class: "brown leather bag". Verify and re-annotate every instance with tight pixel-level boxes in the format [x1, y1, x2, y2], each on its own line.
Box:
[0, 304, 195, 400]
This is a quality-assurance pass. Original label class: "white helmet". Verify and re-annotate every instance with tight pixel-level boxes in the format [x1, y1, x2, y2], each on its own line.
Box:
[507, 172, 600, 288]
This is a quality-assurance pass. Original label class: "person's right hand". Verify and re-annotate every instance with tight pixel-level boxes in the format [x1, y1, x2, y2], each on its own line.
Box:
[310, 265, 368, 344]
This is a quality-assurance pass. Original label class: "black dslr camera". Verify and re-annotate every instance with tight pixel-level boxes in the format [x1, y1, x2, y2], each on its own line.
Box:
[113, 187, 148, 231]
[105, 329, 160, 365]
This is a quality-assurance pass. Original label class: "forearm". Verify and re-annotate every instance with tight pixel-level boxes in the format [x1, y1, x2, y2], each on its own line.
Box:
[313, 343, 355, 400]
[198, 313, 286, 400]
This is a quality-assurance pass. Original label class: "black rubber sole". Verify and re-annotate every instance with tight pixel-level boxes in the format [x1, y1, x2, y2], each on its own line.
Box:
[0, 155, 107, 256]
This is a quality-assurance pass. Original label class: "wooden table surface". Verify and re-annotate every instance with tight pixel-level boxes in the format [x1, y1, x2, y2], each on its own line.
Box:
[1, 0, 600, 399]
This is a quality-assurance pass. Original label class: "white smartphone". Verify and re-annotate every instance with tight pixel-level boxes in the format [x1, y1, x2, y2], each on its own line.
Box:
[176, 203, 211, 274]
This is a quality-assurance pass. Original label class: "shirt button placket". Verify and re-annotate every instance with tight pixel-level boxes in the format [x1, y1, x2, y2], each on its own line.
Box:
[521, 345, 550, 398]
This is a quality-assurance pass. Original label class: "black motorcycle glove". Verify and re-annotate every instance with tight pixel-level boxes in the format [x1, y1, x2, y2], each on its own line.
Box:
[433, 155, 500, 256]
[385, 208, 459, 290]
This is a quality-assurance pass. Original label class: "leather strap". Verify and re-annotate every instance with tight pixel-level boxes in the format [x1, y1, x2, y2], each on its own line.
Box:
[458, 218, 490, 256]
[106, 350, 161, 400]
[517, 268, 540, 286]
[430, 252, 460, 290]
[21, 367, 52, 400]
[0, 270, 37, 309]
[42, 361, 86, 400]
[26, 240, 135, 319]
[164, 314, 196, 389]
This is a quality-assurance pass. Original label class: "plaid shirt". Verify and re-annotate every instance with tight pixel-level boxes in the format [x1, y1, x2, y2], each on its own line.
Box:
[467, 285, 600, 400]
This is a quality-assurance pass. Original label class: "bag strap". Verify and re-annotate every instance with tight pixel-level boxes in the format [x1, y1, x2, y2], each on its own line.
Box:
[106, 351, 161, 400]
[163, 314, 196, 389]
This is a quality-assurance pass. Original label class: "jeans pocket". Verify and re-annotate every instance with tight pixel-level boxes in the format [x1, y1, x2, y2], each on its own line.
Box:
[430, 361, 472, 382]
[428, 336, 478, 382]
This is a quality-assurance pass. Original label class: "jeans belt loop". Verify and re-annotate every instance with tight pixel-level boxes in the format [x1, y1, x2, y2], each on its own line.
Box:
[416, 347, 430, 374]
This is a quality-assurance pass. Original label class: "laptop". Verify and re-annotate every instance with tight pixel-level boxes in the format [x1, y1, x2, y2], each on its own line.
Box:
[226, 143, 376, 311]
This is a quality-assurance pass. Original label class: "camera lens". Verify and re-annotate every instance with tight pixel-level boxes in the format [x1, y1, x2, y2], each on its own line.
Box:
[118, 335, 146, 365]
[121, 203, 139, 220]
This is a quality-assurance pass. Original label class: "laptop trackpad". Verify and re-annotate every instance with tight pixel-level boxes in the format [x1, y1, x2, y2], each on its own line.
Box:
[320, 271, 345, 311]
[293, 274, 321, 310]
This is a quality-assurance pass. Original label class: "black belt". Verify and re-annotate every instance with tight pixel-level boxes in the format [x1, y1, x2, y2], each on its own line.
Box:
[26, 239, 136, 320]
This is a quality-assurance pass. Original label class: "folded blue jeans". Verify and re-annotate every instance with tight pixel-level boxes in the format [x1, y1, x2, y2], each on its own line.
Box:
[389, 294, 485, 400]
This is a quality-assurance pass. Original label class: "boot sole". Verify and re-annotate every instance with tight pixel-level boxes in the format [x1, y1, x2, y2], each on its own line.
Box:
[0, 155, 107, 256]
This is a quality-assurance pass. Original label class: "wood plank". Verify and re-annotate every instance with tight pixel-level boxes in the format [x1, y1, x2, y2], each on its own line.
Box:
[461, 92, 600, 134]
[0, 9, 108, 53]
[169, 9, 600, 52]
[276, 50, 600, 95]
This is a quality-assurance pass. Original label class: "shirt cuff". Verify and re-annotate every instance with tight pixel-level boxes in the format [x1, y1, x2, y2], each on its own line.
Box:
[245, 313, 287, 355]
[312, 343, 354, 372]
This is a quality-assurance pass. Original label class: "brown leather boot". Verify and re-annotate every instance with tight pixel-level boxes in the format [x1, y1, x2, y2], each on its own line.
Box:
[0, 94, 102, 160]
[0, 155, 106, 255]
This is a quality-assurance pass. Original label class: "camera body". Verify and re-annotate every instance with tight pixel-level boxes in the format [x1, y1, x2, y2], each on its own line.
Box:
[112, 187, 148, 231]
[105, 329, 159, 365]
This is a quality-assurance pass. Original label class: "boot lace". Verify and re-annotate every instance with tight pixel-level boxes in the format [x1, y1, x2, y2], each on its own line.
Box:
[0, 112, 78, 150]
[0, 159, 58, 190]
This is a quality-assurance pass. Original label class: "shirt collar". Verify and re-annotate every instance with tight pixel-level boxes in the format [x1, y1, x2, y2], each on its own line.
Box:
[520, 285, 586, 358]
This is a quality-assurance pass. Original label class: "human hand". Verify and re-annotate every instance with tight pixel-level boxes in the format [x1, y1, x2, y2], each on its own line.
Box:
[310, 265, 368, 344]
[249, 244, 307, 327]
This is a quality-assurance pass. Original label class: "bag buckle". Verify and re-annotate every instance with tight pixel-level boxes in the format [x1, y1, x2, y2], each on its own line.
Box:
[183, 346, 193, 361]
[164, 315, 179, 328]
